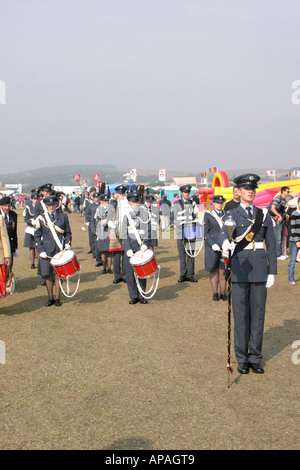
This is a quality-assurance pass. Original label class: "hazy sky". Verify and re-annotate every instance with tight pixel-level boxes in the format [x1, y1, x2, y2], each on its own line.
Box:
[1, 0, 300, 175]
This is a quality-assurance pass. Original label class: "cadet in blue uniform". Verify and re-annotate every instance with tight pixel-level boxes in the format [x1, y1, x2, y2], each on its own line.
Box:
[172, 184, 198, 283]
[220, 173, 277, 374]
[139, 193, 158, 250]
[23, 192, 40, 268]
[94, 193, 112, 274]
[122, 191, 149, 304]
[107, 185, 128, 284]
[34, 195, 72, 307]
[204, 195, 227, 301]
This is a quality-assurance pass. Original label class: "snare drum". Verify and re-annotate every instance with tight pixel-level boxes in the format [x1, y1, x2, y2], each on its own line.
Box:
[50, 250, 81, 279]
[182, 221, 202, 241]
[130, 249, 159, 279]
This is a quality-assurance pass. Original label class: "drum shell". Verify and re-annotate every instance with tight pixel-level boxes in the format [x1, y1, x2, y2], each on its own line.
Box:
[182, 222, 201, 241]
[51, 251, 81, 279]
[130, 250, 158, 279]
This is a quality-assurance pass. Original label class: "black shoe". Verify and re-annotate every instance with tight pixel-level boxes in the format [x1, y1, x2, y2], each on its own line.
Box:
[95, 262, 103, 267]
[121, 278, 127, 283]
[107, 268, 113, 274]
[178, 276, 187, 283]
[41, 280, 46, 286]
[249, 363, 264, 374]
[129, 299, 138, 304]
[139, 299, 148, 304]
[100, 269, 107, 274]
[113, 279, 121, 284]
[212, 293, 219, 301]
[55, 299, 62, 307]
[88, 250, 92, 254]
[186, 276, 198, 283]
[237, 363, 249, 374]
[31, 264, 35, 269]
[45, 299, 55, 307]
[220, 293, 228, 301]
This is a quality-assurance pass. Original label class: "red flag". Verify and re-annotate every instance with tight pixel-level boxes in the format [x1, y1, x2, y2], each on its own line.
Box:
[93, 174, 100, 182]
[74, 174, 80, 182]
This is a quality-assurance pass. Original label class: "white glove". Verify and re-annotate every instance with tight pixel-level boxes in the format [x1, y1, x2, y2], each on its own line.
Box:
[65, 244, 71, 250]
[266, 274, 275, 288]
[141, 244, 147, 252]
[212, 244, 220, 252]
[85, 222, 89, 226]
[222, 240, 235, 253]
[108, 221, 116, 229]
[126, 249, 134, 258]
[40, 252, 47, 259]
[14, 249, 19, 257]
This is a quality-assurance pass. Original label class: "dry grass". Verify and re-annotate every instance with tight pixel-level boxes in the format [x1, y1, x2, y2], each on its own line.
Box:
[0, 208, 299, 450]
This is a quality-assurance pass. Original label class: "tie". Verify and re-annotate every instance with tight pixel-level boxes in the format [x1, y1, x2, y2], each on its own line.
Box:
[246, 207, 252, 218]
[50, 213, 55, 222]
[4, 214, 8, 225]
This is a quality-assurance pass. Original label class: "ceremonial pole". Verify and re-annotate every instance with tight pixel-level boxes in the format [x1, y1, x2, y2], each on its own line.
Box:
[224, 216, 236, 387]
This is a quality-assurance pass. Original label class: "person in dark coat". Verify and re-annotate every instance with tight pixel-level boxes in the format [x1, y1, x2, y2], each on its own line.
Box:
[139, 193, 158, 250]
[122, 191, 150, 304]
[23, 192, 40, 268]
[204, 195, 227, 301]
[172, 185, 198, 283]
[220, 173, 277, 375]
[34, 195, 72, 307]
[0, 196, 18, 267]
[94, 193, 112, 274]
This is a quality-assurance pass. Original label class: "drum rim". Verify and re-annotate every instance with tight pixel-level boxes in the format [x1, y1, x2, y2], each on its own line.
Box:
[50, 250, 76, 267]
[130, 250, 154, 267]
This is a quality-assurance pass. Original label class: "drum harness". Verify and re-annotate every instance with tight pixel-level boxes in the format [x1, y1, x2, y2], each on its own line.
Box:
[178, 199, 204, 258]
[40, 201, 81, 298]
[126, 211, 160, 300]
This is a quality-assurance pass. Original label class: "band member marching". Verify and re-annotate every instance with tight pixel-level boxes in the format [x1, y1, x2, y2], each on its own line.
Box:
[220, 173, 277, 374]
[94, 193, 113, 274]
[107, 185, 129, 284]
[23, 192, 40, 269]
[204, 195, 227, 301]
[172, 184, 198, 283]
[121, 191, 151, 304]
[34, 195, 72, 307]
[139, 192, 159, 250]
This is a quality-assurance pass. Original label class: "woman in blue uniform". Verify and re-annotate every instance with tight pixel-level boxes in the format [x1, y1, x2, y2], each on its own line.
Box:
[23, 192, 39, 269]
[34, 195, 72, 307]
[204, 195, 227, 301]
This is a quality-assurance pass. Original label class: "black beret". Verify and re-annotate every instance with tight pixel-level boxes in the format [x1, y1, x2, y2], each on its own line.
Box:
[127, 191, 140, 202]
[146, 194, 156, 202]
[212, 195, 226, 203]
[115, 185, 127, 194]
[0, 196, 11, 205]
[179, 184, 192, 192]
[39, 183, 52, 192]
[43, 195, 59, 205]
[233, 173, 260, 189]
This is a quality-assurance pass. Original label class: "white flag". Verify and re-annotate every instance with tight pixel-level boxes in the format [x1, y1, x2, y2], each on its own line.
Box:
[200, 178, 207, 185]
[292, 170, 300, 177]
[267, 170, 275, 176]
[159, 169, 166, 182]
[130, 169, 137, 182]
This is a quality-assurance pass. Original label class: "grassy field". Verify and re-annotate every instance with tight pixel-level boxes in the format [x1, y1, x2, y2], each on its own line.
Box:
[0, 207, 299, 450]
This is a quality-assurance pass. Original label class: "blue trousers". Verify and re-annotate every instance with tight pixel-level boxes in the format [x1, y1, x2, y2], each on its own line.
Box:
[288, 241, 299, 282]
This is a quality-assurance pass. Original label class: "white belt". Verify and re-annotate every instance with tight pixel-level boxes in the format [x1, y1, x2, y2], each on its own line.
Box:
[243, 242, 264, 250]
